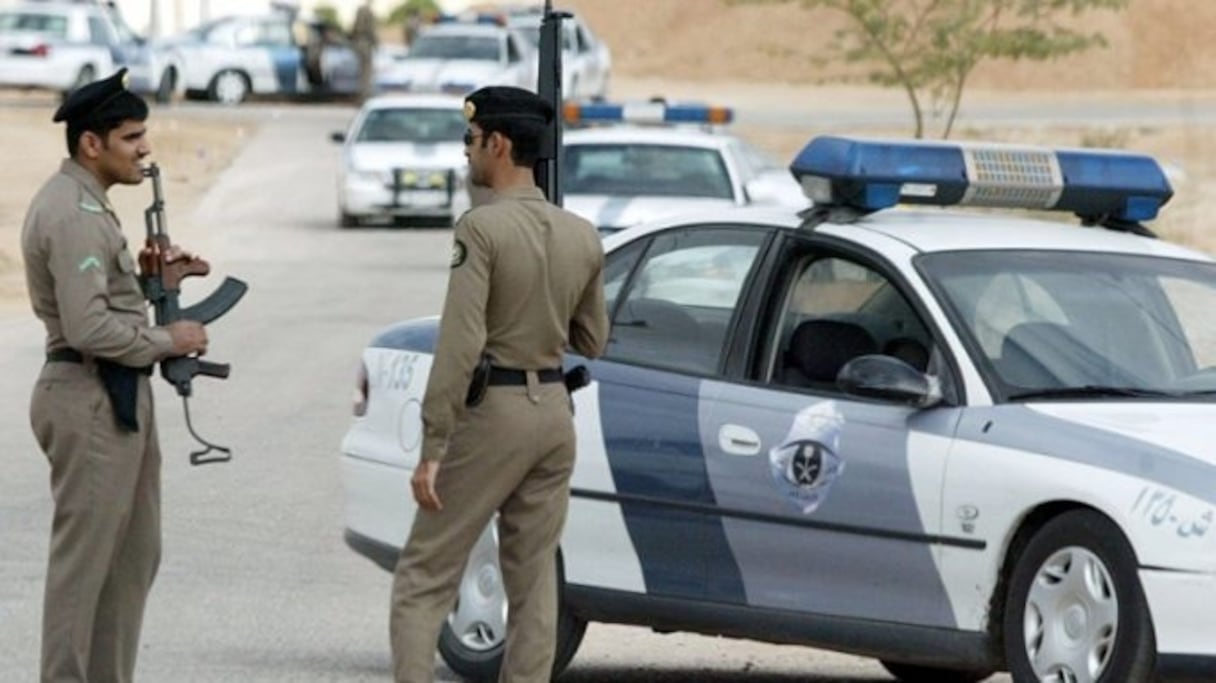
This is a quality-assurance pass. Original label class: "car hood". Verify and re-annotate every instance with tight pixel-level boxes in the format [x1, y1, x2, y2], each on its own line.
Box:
[1028, 403, 1215, 467]
[376, 58, 504, 90]
[564, 195, 738, 232]
[349, 142, 466, 172]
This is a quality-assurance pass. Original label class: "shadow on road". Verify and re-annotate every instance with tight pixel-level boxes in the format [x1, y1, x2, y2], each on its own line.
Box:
[555, 667, 890, 683]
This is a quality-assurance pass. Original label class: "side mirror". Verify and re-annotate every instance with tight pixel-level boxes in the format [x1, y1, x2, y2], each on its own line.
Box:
[837, 355, 941, 408]
[330, 131, 346, 143]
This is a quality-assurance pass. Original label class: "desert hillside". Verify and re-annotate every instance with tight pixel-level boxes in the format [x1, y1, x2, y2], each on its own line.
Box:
[556, 0, 1216, 90]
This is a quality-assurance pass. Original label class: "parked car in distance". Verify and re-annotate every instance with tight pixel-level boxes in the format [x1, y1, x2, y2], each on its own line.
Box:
[341, 136, 1216, 682]
[505, 6, 611, 100]
[163, 12, 360, 104]
[376, 16, 536, 96]
[0, 0, 177, 101]
[331, 93, 471, 228]
[561, 101, 806, 235]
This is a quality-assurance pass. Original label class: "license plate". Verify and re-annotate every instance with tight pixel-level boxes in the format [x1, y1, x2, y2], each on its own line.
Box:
[395, 190, 449, 208]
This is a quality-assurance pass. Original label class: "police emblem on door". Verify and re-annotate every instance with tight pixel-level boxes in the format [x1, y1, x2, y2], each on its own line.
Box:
[769, 401, 845, 514]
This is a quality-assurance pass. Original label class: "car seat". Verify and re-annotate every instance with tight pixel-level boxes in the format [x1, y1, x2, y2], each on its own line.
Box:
[883, 337, 930, 373]
[781, 319, 878, 390]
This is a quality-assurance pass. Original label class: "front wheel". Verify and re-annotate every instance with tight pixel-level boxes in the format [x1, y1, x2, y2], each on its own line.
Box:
[1002, 509, 1155, 683]
[437, 525, 586, 681]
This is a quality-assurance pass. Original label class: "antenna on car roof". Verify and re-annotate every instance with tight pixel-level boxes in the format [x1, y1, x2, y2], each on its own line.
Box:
[534, 0, 569, 206]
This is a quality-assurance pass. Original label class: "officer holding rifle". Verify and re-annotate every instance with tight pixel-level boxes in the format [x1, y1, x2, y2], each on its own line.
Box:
[20, 68, 207, 682]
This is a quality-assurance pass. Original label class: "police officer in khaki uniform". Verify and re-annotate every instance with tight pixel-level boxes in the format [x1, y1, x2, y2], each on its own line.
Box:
[390, 86, 609, 683]
[22, 68, 208, 683]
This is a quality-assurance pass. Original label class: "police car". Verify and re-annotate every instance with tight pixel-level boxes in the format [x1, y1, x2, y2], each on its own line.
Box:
[330, 93, 470, 228]
[165, 12, 360, 104]
[340, 136, 1216, 682]
[376, 16, 536, 96]
[561, 101, 805, 235]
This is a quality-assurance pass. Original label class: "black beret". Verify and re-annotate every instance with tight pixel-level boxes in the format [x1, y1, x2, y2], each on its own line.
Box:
[53, 67, 148, 126]
[463, 86, 553, 125]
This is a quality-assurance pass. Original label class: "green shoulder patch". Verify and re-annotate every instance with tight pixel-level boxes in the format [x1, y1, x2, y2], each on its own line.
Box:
[78, 200, 105, 214]
[77, 255, 101, 273]
[451, 239, 467, 268]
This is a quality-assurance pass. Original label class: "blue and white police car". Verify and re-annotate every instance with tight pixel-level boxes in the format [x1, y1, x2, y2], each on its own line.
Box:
[330, 93, 470, 228]
[561, 101, 806, 236]
[340, 136, 1216, 682]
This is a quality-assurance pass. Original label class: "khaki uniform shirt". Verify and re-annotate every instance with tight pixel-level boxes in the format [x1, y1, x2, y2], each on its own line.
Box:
[22, 159, 173, 366]
[421, 186, 609, 462]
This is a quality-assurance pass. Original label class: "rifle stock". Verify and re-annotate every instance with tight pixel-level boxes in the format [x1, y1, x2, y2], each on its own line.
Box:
[141, 162, 248, 464]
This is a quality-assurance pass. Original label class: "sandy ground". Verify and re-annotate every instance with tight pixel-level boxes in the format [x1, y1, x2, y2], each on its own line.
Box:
[0, 93, 252, 312]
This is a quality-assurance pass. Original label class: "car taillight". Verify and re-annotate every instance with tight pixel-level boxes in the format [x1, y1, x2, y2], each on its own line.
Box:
[352, 361, 369, 417]
[30, 44, 50, 57]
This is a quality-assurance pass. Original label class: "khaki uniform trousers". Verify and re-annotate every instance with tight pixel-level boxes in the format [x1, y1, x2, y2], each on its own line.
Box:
[390, 380, 575, 683]
[30, 360, 161, 683]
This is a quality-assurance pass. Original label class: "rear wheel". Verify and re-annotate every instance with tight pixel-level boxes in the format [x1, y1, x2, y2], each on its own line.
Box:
[208, 69, 249, 104]
[1002, 509, 1155, 683]
[62, 64, 95, 99]
[437, 525, 586, 681]
[880, 660, 993, 682]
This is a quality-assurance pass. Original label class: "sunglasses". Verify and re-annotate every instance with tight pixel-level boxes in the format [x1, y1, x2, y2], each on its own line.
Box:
[463, 130, 484, 146]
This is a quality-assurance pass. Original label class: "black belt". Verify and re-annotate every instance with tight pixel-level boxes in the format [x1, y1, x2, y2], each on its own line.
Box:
[487, 367, 563, 386]
[45, 348, 152, 377]
[46, 348, 84, 363]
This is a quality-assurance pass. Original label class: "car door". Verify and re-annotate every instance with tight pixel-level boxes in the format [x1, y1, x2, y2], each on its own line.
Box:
[699, 233, 969, 627]
[573, 225, 773, 601]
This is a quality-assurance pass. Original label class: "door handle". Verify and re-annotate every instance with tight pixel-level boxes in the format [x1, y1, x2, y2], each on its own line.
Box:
[718, 424, 761, 456]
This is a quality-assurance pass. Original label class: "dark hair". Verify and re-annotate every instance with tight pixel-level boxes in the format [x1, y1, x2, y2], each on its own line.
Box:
[477, 117, 545, 167]
[65, 96, 149, 157]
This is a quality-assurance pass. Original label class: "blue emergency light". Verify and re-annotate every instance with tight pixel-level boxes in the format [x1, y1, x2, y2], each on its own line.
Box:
[790, 136, 1174, 223]
[563, 101, 733, 126]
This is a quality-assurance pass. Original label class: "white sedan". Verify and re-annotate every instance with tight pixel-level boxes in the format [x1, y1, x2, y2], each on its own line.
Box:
[341, 135, 1216, 682]
[376, 20, 536, 96]
[331, 93, 470, 228]
[561, 102, 806, 235]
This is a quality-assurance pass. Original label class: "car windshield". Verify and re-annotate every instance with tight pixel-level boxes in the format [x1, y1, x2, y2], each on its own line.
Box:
[0, 12, 68, 37]
[408, 34, 499, 61]
[563, 144, 734, 199]
[920, 250, 1216, 399]
[356, 107, 466, 143]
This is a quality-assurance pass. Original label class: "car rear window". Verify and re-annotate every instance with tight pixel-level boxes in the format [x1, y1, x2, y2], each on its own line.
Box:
[0, 12, 69, 37]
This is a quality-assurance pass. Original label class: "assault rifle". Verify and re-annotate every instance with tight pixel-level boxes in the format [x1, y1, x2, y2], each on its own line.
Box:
[533, 0, 569, 206]
[139, 163, 249, 465]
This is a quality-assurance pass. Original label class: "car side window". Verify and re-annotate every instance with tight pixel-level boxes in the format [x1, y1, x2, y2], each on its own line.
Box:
[770, 255, 932, 393]
[606, 228, 766, 374]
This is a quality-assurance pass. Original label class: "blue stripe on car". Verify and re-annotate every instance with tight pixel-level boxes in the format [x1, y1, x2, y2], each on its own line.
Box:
[592, 360, 747, 601]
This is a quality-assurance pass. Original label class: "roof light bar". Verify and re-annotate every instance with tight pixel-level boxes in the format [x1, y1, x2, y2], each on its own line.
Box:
[790, 136, 1173, 222]
[563, 102, 733, 126]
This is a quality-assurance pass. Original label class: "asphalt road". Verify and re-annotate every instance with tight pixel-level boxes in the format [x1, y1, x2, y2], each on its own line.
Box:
[0, 102, 1015, 681]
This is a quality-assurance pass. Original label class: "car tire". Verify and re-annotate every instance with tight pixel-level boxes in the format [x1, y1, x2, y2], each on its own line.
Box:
[339, 212, 359, 228]
[436, 526, 586, 681]
[62, 64, 95, 99]
[1002, 509, 1155, 683]
[879, 660, 993, 682]
[208, 69, 250, 105]
[155, 67, 177, 104]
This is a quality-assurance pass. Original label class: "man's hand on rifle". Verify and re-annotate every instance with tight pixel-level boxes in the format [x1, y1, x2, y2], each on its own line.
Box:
[166, 320, 208, 357]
